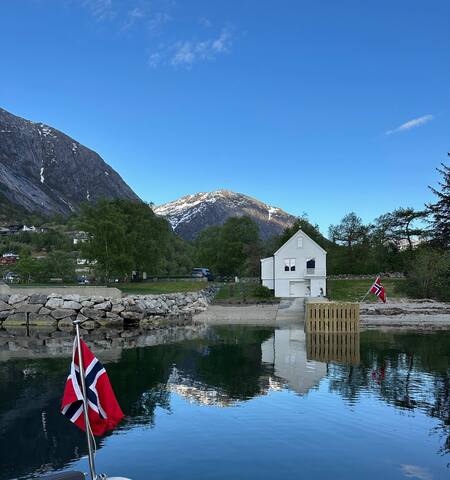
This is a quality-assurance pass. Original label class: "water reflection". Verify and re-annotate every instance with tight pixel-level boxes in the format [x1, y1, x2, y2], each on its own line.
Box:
[0, 326, 448, 479]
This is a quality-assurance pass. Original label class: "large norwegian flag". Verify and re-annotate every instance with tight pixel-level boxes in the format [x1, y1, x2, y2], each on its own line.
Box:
[61, 338, 124, 436]
[370, 276, 387, 303]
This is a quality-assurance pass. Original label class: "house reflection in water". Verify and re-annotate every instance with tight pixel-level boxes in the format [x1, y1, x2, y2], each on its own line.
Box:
[261, 328, 327, 395]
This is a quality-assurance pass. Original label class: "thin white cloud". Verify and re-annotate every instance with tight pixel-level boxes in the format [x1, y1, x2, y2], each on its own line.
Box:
[170, 29, 232, 68]
[82, 0, 115, 21]
[122, 7, 145, 31]
[386, 114, 434, 135]
[148, 12, 172, 32]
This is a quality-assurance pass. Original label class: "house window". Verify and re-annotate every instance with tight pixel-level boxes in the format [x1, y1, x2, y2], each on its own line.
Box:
[297, 237, 303, 248]
[306, 259, 315, 269]
[284, 258, 296, 272]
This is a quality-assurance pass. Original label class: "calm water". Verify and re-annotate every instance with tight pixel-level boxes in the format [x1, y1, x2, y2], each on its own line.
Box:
[0, 325, 449, 480]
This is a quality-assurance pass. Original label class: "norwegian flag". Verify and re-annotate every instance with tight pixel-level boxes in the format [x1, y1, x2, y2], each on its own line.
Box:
[61, 338, 124, 436]
[370, 276, 386, 303]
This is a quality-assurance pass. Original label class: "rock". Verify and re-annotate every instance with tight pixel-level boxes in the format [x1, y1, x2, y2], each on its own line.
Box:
[94, 301, 112, 311]
[0, 294, 10, 303]
[81, 320, 97, 330]
[76, 313, 89, 322]
[29, 293, 48, 304]
[0, 300, 13, 312]
[51, 309, 77, 320]
[48, 293, 62, 298]
[8, 294, 28, 305]
[81, 307, 105, 319]
[81, 300, 94, 307]
[120, 310, 144, 320]
[3, 312, 27, 325]
[62, 300, 82, 310]
[28, 313, 58, 327]
[90, 296, 105, 304]
[111, 304, 125, 313]
[0, 310, 11, 320]
[63, 294, 81, 302]
[46, 297, 64, 309]
[39, 307, 52, 315]
[15, 303, 42, 313]
[58, 317, 75, 329]
[98, 316, 123, 327]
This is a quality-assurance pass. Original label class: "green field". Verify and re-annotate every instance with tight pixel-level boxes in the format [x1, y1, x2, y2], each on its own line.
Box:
[116, 280, 209, 295]
[327, 278, 405, 302]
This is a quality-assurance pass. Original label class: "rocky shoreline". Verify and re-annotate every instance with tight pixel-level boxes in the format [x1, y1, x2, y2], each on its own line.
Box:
[0, 287, 217, 331]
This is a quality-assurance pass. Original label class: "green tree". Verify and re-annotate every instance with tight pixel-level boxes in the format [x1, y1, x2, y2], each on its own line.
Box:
[427, 161, 450, 248]
[14, 253, 42, 283]
[195, 217, 261, 276]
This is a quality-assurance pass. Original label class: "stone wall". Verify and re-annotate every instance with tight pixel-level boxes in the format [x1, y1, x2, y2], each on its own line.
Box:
[0, 287, 217, 331]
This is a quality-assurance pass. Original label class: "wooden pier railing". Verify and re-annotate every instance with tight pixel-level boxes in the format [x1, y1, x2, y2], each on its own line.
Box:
[306, 302, 360, 333]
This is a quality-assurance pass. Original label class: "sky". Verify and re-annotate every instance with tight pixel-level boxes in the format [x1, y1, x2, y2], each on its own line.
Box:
[1, 0, 449, 233]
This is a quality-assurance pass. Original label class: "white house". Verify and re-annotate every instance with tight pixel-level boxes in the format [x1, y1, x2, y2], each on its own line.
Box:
[261, 229, 326, 298]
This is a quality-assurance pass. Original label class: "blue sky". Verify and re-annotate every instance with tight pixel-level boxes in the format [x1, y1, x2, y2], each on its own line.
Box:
[1, 0, 449, 233]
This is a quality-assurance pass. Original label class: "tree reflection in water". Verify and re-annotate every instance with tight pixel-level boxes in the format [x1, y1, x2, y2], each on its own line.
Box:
[0, 327, 448, 479]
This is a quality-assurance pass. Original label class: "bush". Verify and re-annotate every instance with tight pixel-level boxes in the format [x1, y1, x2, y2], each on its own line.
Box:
[401, 249, 450, 301]
[250, 284, 274, 299]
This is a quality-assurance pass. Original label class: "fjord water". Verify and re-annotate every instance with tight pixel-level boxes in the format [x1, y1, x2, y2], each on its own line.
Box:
[1, 327, 449, 480]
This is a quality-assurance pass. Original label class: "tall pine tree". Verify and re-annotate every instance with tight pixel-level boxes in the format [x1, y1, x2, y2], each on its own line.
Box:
[427, 158, 450, 248]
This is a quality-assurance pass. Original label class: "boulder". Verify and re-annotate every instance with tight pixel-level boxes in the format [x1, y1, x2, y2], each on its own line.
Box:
[39, 307, 52, 315]
[0, 310, 11, 320]
[8, 294, 28, 305]
[81, 320, 98, 330]
[28, 313, 58, 327]
[111, 304, 125, 313]
[81, 307, 105, 319]
[94, 301, 112, 311]
[90, 296, 105, 304]
[58, 318, 75, 329]
[81, 300, 94, 307]
[48, 293, 62, 298]
[3, 312, 27, 326]
[16, 303, 42, 313]
[51, 309, 77, 320]
[76, 313, 89, 323]
[120, 310, 144, 320]
[62, 300, 82, 310]
[0, 300, 13, 312]
[46, 297, 64, 309]
[0, 294, 10, 303]
[98, 316, 123, 327]
[63, 294, 81, 302]
[29, 293, 48, 304]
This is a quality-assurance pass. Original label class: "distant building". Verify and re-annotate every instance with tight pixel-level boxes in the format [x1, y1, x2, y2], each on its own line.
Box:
[260, 229, 327, 298]
[0, 252, 19, 265]
[70, 231, 89, 245]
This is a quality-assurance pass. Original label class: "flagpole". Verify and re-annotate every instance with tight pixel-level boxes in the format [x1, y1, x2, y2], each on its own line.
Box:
[74, 319, 97, 480]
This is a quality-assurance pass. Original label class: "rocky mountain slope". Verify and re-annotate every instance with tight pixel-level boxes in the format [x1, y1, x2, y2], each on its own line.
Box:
[154, 190, 297, 240]
[0, 107, 139, 219]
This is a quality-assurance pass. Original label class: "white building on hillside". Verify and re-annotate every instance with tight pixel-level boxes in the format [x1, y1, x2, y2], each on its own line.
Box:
[261, 229, 327, 298]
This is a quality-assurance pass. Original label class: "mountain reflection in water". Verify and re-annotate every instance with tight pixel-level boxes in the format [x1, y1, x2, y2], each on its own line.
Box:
[0, 326, 448, 480]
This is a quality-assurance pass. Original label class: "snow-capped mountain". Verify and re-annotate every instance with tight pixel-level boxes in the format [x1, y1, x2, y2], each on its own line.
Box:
[0, 107, 139, 218]
[154, 190, 297, 240]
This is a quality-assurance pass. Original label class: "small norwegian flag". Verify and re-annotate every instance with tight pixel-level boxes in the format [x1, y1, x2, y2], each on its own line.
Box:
[61, 338, 124, 436]
[370, 276, 386, 303]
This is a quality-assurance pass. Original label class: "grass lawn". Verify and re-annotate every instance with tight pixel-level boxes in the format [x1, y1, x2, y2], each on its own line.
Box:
[116, 280, 209, 295]
[214, 282, 278, 304]
[327, 278, 406, 302]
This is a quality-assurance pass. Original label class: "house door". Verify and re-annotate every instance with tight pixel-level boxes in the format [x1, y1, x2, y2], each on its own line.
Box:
[289, 281, 304, 297]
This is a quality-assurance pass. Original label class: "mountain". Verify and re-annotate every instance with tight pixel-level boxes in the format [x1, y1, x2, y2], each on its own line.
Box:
[0, 107, 139, 219]
[154, 190, 297, 240]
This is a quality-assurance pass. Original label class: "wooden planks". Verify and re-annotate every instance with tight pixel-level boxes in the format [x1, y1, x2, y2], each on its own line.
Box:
[306, 302, 360, 333]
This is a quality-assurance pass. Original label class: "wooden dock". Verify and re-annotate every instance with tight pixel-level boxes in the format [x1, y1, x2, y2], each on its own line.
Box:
[306, 302, 360, 333]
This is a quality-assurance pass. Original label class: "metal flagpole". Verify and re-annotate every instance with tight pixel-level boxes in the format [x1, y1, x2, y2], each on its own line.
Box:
[74, 319, 97, 480]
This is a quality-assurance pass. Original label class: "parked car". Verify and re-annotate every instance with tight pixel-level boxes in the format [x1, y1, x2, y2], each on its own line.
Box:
[191, 267, 214, 281]
[3, 271, 20, 283]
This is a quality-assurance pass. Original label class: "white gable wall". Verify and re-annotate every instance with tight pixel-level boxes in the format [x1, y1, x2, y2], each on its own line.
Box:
[261, 257, 274, 290]
[273, 230, 326, 298]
